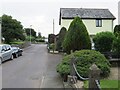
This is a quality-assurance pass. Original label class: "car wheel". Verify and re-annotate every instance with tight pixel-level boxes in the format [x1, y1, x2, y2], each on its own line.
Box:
[10, 55, 14, 60]
[15, 53, 18, 58]
[20, 53, 22, 56]
[19, 52, 22, 56]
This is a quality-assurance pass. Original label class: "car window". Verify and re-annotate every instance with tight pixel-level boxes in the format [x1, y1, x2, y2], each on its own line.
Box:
[2, 46, 7, 52]
[0, 46, 2, 52]
[6, 45, 11, 51]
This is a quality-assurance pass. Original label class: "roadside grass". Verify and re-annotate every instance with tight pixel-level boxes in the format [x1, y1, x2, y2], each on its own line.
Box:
[84, 80, 120, 90]
[10, 41, 24, 45]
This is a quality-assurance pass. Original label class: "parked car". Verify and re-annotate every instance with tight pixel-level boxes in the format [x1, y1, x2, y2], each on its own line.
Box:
[12, 47, 23, 58]
[0, 44, 14, 64]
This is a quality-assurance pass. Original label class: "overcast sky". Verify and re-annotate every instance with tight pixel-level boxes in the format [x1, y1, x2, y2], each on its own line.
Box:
[1, 0, 119, 37]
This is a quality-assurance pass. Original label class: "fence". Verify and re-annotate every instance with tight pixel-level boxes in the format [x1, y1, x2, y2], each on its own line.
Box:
[68, 55, 101, 90]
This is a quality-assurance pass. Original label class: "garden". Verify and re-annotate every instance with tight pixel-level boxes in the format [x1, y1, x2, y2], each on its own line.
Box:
[53, 17, 120, 89]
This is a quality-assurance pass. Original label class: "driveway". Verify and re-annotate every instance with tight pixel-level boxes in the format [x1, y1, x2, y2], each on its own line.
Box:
[2, 44, 64, 88]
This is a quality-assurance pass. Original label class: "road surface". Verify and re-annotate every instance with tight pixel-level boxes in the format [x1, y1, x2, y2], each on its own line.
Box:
[2, 44, 64, 88]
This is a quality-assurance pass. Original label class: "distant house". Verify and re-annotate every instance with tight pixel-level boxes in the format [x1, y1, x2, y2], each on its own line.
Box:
[59, 8, 116, 38]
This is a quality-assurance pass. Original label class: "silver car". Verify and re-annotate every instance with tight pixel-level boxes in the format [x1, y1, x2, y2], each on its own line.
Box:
[0, 44, 13, 64]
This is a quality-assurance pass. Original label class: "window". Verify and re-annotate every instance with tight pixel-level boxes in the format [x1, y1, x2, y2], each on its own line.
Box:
[96, 19, 102, 27]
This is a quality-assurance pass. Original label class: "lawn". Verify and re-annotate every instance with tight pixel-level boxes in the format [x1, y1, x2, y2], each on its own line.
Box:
[84, 80, 120, 90]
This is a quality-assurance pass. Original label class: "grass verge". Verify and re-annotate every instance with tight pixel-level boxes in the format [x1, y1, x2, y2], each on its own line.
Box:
[84, 80, 120, 90]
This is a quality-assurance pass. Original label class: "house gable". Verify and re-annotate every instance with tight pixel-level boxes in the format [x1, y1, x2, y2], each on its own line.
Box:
[59, 8, 116, 36]
[59, 8, 116, 25]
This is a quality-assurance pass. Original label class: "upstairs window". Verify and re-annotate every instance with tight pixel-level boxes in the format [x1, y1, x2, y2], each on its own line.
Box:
[96, 19, 102, 27]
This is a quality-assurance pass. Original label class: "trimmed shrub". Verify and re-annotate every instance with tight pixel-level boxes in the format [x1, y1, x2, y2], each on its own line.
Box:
[112, 36, 120, 58]
[114, 25, 120, 37]
[57, 50, 111, 78]
[62, 17, 91, 54]
[48, 34, 56, 44]
[56, 27, 67, 51]
[93, 31, 115, 52]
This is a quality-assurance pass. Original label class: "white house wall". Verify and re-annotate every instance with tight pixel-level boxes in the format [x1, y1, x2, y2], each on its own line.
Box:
[61, 19, 113, 35]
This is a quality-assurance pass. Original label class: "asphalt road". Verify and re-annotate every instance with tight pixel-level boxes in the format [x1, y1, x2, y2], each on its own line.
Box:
[2, 44, 64, 88]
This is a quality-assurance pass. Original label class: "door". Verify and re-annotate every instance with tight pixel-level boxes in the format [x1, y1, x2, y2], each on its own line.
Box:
[1, 46, 8, 61]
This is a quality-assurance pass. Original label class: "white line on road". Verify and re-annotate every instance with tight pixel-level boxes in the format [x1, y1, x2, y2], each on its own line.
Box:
[40, 76, 45, 88]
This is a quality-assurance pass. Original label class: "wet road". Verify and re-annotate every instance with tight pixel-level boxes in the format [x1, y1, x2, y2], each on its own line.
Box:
[2, 44, 64, 88]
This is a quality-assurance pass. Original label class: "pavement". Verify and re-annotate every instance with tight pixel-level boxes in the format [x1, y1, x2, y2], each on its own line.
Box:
[2, 44, 64, 88]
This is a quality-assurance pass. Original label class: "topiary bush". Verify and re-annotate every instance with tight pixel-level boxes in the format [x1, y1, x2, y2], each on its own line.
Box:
[56, 27, 67, 51]
[93, 31, 115, 52]
[57, 50, 111, 78]
[62, 17, 91, 54]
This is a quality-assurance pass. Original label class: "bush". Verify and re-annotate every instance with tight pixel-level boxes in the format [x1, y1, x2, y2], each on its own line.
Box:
[48, 34, 56, 44]
[114, 25, 120, 37]
[62, 17, 91, 54]
[57, 50, 111, 78]
[93, 32, 115, 52]
[49, 43, 55, 50]
[112, 36, 120, 58]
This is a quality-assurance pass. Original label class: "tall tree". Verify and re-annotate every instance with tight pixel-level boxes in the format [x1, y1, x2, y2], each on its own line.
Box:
[2, 14, 25, 43]
[62, 17, 91, 54]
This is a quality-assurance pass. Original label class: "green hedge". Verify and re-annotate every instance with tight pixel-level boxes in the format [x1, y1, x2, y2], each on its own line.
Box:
[93, 31, 115, 52]
[57, 50, 111, 78]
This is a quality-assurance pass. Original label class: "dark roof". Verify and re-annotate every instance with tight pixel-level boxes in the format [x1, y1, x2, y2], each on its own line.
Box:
[59, 8, 116, 25]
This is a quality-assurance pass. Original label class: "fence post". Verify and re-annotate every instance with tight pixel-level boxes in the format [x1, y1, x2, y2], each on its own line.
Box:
[68, 54, 77, 84]
[89, 64, 101, 90]
[70, 56, 76, 76]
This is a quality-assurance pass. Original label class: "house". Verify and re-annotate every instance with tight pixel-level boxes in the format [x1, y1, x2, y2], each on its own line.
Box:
[59, 8, 116, 38]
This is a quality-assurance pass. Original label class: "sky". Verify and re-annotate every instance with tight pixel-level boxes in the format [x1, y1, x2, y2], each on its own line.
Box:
[1, 0, 119, 37]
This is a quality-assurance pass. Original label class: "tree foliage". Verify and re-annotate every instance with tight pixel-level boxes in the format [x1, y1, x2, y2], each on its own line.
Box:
[56, 27, 67, 51]
[38, 32, 42, 38]
[114, 25, 120, 37]
[24, 28, 36, 37]
[113, 25, 120, 57]
[2, 14, 25, 43]
[93, 31, 115, 52]
[62, 17, 91, 54]
[48, 34, 55, 44]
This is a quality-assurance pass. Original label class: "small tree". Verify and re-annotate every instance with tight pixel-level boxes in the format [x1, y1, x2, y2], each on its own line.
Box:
[113, 36, 120, 56]
[62, 17, 91, 54]
[56, 27, 67, 51]
[114, 25, 120, 37]
[113, 25, 120, 57]
[93, 31, 115, 52]
[48, 34, 56, 44]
